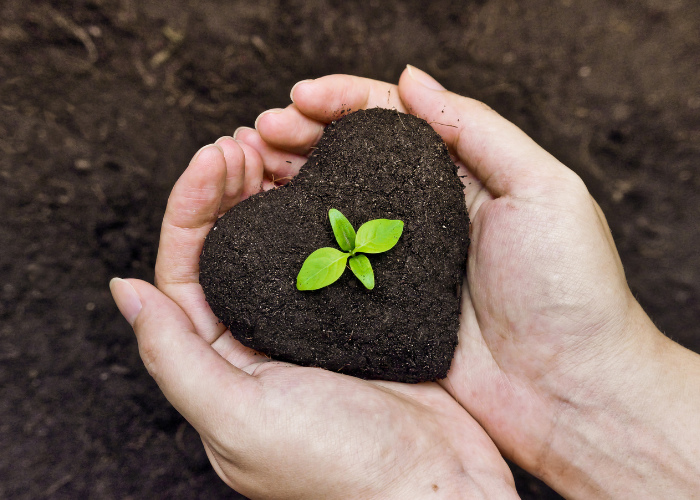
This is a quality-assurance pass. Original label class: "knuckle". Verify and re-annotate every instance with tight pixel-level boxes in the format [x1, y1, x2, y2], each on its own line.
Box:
[138, 339, 162, 383]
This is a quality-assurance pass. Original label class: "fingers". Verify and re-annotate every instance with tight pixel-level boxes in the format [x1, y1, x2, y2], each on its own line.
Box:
[398, 65, 579, 198]
[290, 74, 407, 122]
[109, 278, 257, 435]
[255, 105, 325, 156]
[214, 137, 246, 213]
[156, 144, 226, 287]
[234, 127, 308, 181]
[234, 139, 268, 196]
[211, 328, 271, 369]
[246, 76, 409, 183]
[454, 158, 494, 216]
[155, 144, 230, 342]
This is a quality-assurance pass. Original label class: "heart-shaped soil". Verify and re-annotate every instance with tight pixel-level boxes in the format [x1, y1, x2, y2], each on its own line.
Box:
[200, 108, 469, 382]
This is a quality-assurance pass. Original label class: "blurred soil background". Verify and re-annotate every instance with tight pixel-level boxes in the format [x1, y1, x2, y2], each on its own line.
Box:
[1, 0, 698, 498]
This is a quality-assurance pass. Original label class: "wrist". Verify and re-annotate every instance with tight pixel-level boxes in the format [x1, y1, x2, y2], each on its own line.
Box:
[537, 303, 700, 499]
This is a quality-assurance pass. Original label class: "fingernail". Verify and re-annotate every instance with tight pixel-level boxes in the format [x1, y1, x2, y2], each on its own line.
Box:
[109, 278, 142, 326]
[191, 143, 223, 164]
[290, 79, 314, 103]
[215, 136, 235, 145]
[406, 64, 446, 91]
[233, 126, 253, 140]
[254, 108, 284, 130]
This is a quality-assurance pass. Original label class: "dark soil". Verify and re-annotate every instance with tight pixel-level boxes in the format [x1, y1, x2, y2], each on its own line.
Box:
[2, 1, 698, 499]
[200, 108, 469, 383]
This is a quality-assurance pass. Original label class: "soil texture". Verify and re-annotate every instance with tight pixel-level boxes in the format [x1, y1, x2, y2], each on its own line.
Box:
[200, 108, 470, 382]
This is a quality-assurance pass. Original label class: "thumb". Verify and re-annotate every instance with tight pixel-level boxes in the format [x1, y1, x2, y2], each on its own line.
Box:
[109, 278, 256, 438]
[399, 65, 576, 197]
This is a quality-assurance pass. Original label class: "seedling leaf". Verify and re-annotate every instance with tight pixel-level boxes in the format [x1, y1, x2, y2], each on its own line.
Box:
[297, 210, 403, 291]
[297, 247, 349, 290]
[353, 219, 404, 254]
[349, 254, 374, 289]
[328, 209, 356, 252]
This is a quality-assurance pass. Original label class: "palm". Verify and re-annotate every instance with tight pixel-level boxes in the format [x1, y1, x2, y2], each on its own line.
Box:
[206, 362, 509, 497]
[442, 186, 631, 463]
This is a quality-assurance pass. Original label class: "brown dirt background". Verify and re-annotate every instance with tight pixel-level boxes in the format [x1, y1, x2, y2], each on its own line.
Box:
[1, 1, 698, 498]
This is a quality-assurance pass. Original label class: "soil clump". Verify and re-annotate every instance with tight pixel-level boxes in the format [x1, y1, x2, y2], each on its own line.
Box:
[200, 108, 470, 382]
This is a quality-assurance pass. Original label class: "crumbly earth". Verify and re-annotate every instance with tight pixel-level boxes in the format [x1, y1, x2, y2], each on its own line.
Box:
[200, 108, 470, 382]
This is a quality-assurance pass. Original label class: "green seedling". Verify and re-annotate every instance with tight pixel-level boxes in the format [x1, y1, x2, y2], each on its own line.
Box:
[297, 209, 404, 291]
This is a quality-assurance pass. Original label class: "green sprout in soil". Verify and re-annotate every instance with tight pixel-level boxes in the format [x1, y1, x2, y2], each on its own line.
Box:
[297, 209, 404, 291]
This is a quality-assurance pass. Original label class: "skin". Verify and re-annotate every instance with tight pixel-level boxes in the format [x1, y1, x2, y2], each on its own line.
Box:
[111, 66, 700, 499]
[110, 139, 518, 497]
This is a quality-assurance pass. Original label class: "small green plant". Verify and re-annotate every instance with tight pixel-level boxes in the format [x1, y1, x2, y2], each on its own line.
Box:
[297, 209, 404, 291]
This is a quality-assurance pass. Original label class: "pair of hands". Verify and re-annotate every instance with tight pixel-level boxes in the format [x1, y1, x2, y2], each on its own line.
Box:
[111, 66, 695, 499]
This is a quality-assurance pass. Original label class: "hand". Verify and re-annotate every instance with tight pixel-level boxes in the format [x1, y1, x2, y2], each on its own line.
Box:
[243, 66, 700, 499]
[110, 139, 520, 498]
